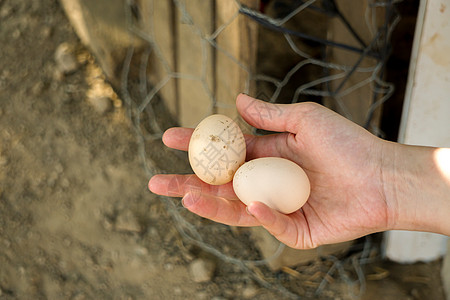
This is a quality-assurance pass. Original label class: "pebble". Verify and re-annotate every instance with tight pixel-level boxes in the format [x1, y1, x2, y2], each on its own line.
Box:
[54, 42, 79, 75]
[242, 285, 258, 299]
[71, 292, 86, 300]
[195, 292, 209, 300]
[87, 96, 112, 114]
[12, 29, 21, 39]
[164, 263, 174, 271]
[189, 258, 216, 283]
[31, 81, 47, 96]
[115, 210, 141, 233]
[41, 26, 52, 39]
[173, 287, 182, 295]
[0, 5, 12, 18]
[0, 155, 8, 167]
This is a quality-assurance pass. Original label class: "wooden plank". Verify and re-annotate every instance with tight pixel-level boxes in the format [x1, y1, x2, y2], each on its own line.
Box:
[384, 0, 449, 264]
[325, 0, 385, 128]
[215, 0, 259, 127]
[140, 0, 179, 122]
[175, 0, 215, 127]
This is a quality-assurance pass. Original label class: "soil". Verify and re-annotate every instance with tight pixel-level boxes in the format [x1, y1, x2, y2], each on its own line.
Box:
[0, 0, 446, 299]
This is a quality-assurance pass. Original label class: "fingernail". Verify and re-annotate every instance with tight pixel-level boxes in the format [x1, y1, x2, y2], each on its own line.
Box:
[148, 176, 157, 192]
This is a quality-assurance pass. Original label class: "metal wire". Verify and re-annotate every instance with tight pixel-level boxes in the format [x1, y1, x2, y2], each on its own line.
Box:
[120, 0, 402, 298]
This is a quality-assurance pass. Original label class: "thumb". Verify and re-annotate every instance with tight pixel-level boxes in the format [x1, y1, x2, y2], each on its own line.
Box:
[236, 94, 305, 133]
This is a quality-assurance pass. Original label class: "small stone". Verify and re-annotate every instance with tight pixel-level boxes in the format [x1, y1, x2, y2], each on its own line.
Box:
[0, 5, 12, 18]
[189, 258, 215, 283]
[12, 29, 21, 39]
[242, 285, 258, 299]
[87, 96, 112, 114]
[134, 246, 148, 256]
[71, 292, 86, 300]
[55, 43, 79, 75]
[173, 287, 182, 295]
[164, 263, 174, 271]
[32, 82, 45, 96]
[0, 155, 7, 167]
[195, 292, 209, 300]
[61, 178, 70, 189]
[115, 210, 141, 233]
[41, 26, 52, 39]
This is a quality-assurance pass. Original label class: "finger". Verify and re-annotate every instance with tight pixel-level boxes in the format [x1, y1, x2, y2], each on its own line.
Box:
[148, 174, 238, 200]
[236, 93, 308, 134]
[245, 133, 295, 161]
[182, 192, 259, 227]
[163, 126, 294, 160]
[162, 127, 193, 151]
[246, 201, 314, 249]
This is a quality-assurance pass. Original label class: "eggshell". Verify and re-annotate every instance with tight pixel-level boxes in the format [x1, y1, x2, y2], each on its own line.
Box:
[188, 114, 246, 185]
[233, 157, 310, 214]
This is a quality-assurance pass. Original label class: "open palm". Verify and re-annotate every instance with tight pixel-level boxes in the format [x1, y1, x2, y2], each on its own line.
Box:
[149, 94, 392, 249]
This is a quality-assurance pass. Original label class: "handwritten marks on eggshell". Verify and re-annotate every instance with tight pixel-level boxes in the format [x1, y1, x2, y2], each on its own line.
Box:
[188, 114, 246, 185]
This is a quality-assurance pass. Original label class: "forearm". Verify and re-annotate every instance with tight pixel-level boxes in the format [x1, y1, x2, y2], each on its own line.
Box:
[382, 141, 450, 235]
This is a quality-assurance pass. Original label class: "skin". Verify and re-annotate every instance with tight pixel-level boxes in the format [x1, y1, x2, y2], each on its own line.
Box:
[148, 94, 450, 249]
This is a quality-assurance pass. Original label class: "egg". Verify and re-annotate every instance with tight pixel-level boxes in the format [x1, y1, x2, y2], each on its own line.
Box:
[233, 157, 310, 214]
[188, 114, 246, 185]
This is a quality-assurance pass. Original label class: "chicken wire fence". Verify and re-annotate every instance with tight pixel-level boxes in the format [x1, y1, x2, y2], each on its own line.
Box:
[119, 0, 402, 298]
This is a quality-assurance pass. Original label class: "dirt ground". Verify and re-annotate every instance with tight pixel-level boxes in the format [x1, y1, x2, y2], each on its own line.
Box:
[0, 0, 446, 299]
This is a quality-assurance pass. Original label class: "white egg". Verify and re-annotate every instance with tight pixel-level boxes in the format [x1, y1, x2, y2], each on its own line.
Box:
[188, 114, 246, 185]
[233, 157, 310, 214]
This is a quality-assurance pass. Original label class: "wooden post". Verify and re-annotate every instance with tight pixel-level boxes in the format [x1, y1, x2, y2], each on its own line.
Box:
[325, 0, 385, 129]
[215, 0, 259, 125]
[385, 0, 449, 268]
[174, 0, 215, 127]
[140, 0, 179, 122]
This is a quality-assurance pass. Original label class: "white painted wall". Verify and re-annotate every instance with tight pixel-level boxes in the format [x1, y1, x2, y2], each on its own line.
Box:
[384, 0, 449, 263]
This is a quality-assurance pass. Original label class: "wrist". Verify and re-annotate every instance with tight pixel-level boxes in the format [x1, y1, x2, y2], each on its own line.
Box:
[382, 142, 450, 235]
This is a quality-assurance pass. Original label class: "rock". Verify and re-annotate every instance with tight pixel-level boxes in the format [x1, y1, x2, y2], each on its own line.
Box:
[87, 96, 112, 114]
[54, 42, 79, 75]
[0, 155, 7, 167]
[12, 29, 21, 39]
[173, 287, 182, 296]
[41, 26, 53, 39]
[115, 210, 141, 233]
[195, 292, 209, 300]
[71, 292, 86, 300]
[0, 5, 12, 18]
[189, 258, 215, 283]
[242, 285, 258, 299]
[31, 81, 45, 96]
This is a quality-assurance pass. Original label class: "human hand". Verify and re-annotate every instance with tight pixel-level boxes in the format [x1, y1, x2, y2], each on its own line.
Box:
[149, 94, 400, 249]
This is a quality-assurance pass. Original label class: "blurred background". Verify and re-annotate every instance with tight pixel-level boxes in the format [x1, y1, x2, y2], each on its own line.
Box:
[0, 0, 448, 299]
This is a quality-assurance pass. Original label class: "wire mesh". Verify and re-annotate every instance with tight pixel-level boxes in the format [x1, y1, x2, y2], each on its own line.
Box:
[120, 0, 402, 298]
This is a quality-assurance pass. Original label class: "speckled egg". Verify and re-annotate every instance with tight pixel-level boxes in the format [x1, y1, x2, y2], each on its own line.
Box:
[188, 114, 246, 185]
